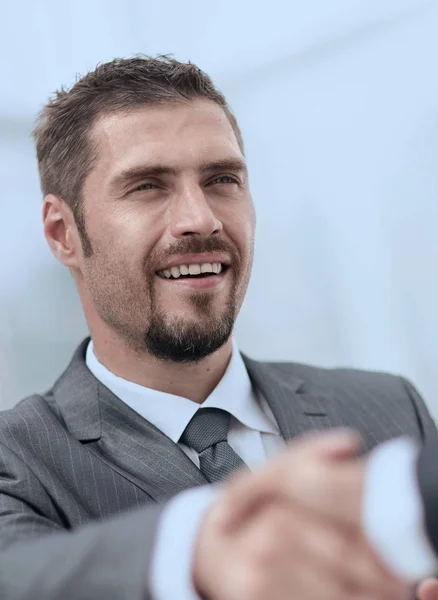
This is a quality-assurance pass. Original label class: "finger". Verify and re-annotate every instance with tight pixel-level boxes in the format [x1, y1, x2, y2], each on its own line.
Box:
[219, 429, 363, 531]
[266, 560, 357, 600]
[417, 578, 438, 600]
[265, 547, 388, 600]
[290, 458, 366, 525]
[298, 519, 409, 600]
[306, 427, 363, 460]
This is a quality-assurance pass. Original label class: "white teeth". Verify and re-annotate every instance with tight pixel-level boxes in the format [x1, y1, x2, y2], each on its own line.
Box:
[159, 262, 225, 278]
[201, 263, 213, 273]
[171, 266, 181, 278]
[188, 264, 201, 275]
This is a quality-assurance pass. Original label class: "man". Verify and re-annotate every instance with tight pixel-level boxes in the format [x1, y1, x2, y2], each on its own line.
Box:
[0, 55, 436, 599]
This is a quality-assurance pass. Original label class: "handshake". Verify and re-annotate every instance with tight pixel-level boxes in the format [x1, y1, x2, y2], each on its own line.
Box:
[192, 430, 438, 600]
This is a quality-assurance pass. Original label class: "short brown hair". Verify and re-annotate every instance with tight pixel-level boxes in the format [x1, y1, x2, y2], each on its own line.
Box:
[33, 55, 244, 247]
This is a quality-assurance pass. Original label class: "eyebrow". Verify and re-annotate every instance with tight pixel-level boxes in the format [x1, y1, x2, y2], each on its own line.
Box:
[110, 158, 248, 193]
[199, 158, 247, 175]
[110, 166, 176, 193]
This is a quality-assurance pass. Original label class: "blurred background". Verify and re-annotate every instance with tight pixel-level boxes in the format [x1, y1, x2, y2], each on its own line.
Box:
[1, 0, 438, 415]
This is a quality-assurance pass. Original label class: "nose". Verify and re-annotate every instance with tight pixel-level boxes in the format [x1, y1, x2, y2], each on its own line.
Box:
[169, 184, 223, 239]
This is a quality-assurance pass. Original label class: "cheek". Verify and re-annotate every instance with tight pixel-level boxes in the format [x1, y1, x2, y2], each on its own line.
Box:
[231, 212, 255, 255]
[90, 211, 160, 265]
[82, 235, 142, 290]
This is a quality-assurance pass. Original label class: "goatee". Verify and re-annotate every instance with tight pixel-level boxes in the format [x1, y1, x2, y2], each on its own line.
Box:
[143, 292, 236, 363]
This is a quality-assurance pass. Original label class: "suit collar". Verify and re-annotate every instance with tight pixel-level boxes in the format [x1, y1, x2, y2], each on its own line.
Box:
[53, 338, 207, 502]
[52, 338, 346, 502]
[52, 338, 102, 442]
[85, 338, 277, 442]
[54, 339, 312, 444]
[242, 354, 347, 440]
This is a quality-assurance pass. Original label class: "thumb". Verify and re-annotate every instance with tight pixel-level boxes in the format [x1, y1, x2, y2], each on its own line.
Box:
[305, 427, 363, 460]
[218, 428, 362, 531]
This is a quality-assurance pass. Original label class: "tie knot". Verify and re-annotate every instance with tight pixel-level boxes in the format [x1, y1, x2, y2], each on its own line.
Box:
[180, 408, 231, 453]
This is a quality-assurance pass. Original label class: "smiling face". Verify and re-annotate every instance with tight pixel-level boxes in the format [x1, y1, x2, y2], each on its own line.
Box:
[75, 99, 255, 362]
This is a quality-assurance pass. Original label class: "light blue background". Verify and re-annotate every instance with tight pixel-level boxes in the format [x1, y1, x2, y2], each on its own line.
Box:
[1, 0, 437, 415]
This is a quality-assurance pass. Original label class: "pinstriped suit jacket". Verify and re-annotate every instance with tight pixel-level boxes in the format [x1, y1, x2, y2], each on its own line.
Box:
[0, 337, 436, 600]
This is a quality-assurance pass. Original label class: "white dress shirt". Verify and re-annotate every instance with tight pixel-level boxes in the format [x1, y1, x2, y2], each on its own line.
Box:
[364, 437, 437, 581]
[86, 339, 285, 599]
[86, 340, 438, 599]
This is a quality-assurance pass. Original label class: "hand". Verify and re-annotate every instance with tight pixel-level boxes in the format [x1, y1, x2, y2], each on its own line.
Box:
[192, 429, 409, 600]
[417, 578, 438, 600]
[219, 427, 366, 531]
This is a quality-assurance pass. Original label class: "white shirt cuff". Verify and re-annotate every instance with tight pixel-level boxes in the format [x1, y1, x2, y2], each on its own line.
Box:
[363, 436, 438, 581]
[150, 485, 220, 600]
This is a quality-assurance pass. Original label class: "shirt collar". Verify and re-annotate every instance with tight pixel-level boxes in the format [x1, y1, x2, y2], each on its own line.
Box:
[86, 339, 279, 444]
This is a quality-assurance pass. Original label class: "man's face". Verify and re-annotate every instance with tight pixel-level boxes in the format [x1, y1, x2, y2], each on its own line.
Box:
[78, 100, 255, 362]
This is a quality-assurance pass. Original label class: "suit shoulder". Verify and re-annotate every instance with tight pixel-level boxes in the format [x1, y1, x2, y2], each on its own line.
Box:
[258, 358, 411, 399]
[0, 393, 65, 450]
[249, 358, 433, 444]
[276, 360, 400, 382]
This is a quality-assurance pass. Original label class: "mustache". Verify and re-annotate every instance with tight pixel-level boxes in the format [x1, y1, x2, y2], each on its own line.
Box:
[151, 236, 240, 266]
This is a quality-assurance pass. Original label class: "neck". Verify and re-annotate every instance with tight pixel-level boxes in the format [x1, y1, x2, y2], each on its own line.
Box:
[89, 327, 234, 404]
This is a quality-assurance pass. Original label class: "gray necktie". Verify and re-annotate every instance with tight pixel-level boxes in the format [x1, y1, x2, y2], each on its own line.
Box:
[180, 408, 248, 483]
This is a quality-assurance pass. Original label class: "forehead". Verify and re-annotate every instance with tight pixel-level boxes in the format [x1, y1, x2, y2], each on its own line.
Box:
[91, 100, 243, 175]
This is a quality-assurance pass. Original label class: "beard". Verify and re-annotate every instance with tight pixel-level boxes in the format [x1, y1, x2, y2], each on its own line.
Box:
[143, 284, 237, 363]
[84, 235, 249, 364]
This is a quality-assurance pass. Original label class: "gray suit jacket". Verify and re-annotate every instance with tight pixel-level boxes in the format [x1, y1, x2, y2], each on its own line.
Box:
[0, 338, 436, 600]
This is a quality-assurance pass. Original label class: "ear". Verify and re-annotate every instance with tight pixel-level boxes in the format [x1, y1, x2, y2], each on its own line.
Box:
[43, 195, 82, 268]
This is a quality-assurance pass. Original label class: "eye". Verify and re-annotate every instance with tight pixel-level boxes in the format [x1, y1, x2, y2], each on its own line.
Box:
[210, 175, 238, 185]
[134, 182, 155, 192]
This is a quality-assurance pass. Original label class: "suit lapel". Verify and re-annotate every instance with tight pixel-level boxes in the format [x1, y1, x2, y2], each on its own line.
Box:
[93, 386, 208, 502]
[54, 338, 349, 505]
[54, 339, 207, 504]
[242, 355, 349, 441]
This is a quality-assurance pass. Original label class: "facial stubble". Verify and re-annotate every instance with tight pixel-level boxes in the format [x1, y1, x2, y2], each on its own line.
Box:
[143, 274, 238, 363]
[83, 230, 250, 364]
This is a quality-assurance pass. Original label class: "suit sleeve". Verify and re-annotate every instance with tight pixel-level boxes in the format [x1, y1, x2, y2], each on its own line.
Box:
[398, 378, 438, 560]
[0, 441, 163, 600]
[398, 377, 438, 567]
[417, 439, 438, 558]
[400, 378, 438, 443]
[363, 437, 438, 581]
